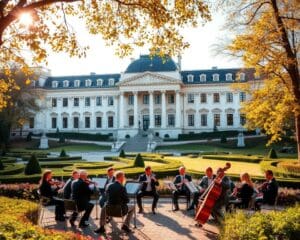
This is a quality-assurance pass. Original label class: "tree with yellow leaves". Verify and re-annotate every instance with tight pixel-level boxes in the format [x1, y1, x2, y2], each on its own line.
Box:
[221, 0, 300, 161]
[0, 0, 211, 111]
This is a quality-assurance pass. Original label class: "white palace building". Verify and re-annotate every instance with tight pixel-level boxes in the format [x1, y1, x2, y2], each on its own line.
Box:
[27, 55, 258, 139]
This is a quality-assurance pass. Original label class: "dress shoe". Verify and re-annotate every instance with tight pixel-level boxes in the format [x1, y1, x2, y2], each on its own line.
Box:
[79, 222, 90, 228]
[94, 226, 105, 234]
[121, 225, 132, 233]
[69, 219, 75, 227]
[138, 208, 144, 214]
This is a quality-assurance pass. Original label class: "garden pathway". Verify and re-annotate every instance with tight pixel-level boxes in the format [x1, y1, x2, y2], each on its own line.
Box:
[42, 198, 219, 240]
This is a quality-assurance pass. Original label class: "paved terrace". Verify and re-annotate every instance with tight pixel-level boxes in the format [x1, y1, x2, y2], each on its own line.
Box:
[42, 198, 219, 240]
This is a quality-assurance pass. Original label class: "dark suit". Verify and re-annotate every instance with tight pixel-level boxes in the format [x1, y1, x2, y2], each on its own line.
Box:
[172, 174, 196, 209]
[100, 181, 134, 227]
[71, 178, 94, 225]
[99, 176, 115, 208]
[62, 177, 74, 199]
[237, 183, 254, 208]
[137, 174, 159, 210]
[262, 178, 278, 205]
[199, 175, 216, 192]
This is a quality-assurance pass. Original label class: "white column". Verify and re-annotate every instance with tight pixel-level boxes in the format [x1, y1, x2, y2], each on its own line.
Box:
[133, 91, 139, 128]
[119, 92, 124, 128]
[175, 91, 181, 128]
[149, 91, 154, 128]
[195, 93, 200, 128]
[161, 91, 166, 128]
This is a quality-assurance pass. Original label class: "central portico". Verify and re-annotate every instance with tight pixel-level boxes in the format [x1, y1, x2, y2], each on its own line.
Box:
[117, 71, 183, 138]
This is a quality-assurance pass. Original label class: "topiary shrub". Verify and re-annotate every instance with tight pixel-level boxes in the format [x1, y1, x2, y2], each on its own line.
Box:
[0, 159, 4, 170]
[119, 149, 126, 158]
[268, 148, 278, 159]
[24, 154, 41, 175]
[220, 135, 227, 143]
[133, 153, 145, 167]
[59, 149, 67, 157]
[58, 134, 65, 143]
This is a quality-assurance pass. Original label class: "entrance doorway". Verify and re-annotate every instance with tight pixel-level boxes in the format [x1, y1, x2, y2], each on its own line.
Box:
[143, 115, 149, 131]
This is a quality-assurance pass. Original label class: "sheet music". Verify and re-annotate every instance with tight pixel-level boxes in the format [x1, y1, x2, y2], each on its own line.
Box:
[92, 178, 107, 189]
[125, 182, 142, 195]
[164, 181, 177, 191]
[185, 181, 199, 194]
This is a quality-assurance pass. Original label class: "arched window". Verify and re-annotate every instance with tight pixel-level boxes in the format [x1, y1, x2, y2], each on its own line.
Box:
[85, 79, 92, 87]
[109, 78, 115, 86]
[226, 73, 233, 81]
[52, 81, 58, 88]
[74, 80, 80, 87]
[97, 79, 103, 87]
[187, 74, 194, 82]
[239, 72, 246, 81]
[200, 74, 206, 82]
[63, 80, 69, 87]
[213, 74, 219, 81]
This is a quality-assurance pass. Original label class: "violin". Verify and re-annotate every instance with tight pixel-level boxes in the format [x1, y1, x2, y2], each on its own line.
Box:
[48, 179, 64, 188]
[85, 178, 97, 186]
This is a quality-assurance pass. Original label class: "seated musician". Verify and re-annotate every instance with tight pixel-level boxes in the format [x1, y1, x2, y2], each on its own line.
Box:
[99, 167, 115, 208]
[256, 170, 278, 207]
[199, 167, 216, 195]
[94, 171, 134, 234]
[70, 170, 94, 228]
[62, 170, 79, 199]
[39, 169, 65, 221]
[231, 172, 254, 209]
[172, 166, 198, 211]
[137, 166, 159, 214]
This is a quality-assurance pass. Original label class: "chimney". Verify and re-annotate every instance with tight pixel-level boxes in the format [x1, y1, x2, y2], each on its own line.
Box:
[90, 72, 96, 75]
[177, 55, 182, 71]
[212, 66, 218, 70]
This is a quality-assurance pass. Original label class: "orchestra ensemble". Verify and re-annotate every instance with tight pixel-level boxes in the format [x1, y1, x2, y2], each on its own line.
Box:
[39, 164, 279, 234]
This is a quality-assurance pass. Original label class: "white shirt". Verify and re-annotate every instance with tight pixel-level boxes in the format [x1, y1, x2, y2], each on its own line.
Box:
[146, 175, 152, 192]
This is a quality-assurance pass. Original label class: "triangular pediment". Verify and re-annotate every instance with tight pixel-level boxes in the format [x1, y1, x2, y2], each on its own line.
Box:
[117, 72, 182, 86]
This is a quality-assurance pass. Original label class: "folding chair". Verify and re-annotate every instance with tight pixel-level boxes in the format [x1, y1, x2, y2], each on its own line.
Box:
[37, 192, 56, 226]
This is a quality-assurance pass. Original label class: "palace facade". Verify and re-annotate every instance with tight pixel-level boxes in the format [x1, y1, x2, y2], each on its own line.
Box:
[27, 55, 258, 139]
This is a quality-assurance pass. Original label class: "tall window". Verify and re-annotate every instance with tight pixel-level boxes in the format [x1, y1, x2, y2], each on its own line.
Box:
[63, 117, 68, 128]
[200, 93, 207, 103]
[200, 74, 206, 82]
[155, 115, 161, 127]
[154, 94, 161, 104]
[108, 96, 114, 106]
[187, 74, 194, 82]
[213, 74, 219, 81]
[108, 116, 114, 128]
[51, 117, 57, 128]
[143, 94, 149, 104]
[73, 117, 79, 128]
[85, 79, 92, 87]
[187, 94, 194, 103]
[214, 114, 220, 127]
[97, 79, 103, 87]
[227, 114, 233, 126]
[128, 95, 134, 105]
[63, 80, 69, 87]
[168, 114, 175, 126]
[213, 93, 220, 103]
[85, 97, 90, 107]
[62, 98, 68, 107]
[52, 98, 57, 107]
[240, 114, 246, 125]
[96, 96, 102, 106]
[74, 80, 80, 87]
[201, 114, 207, 126]
[52, 81, 58, 88]
[188, 114, 194, 126]
[85, 117, 90, 128]
[29, 117, 34, 129]
[226, 92, 233, 103]
[240, 92, 246, 102]
[226, 73, 233, 81]
[109, 78, 114, 86]
[168, 94, 175, 104]
[74, 97, 79, 107]
[96, 117, 102, 128]
[128, 115, 134, 126]
[239, 72, 246, 81]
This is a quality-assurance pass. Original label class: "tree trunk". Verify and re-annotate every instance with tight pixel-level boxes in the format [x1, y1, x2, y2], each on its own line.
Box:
[295, 113, 300, 162]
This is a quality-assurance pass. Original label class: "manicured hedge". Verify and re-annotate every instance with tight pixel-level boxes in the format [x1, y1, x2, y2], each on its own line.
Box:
[23, 156, 82, 162]
[260, 160, 300, 178]
[47, 132, 110, 141]
[6, 152, 49, 158]
[278, 161, 300, 175]
[0, 157, 17, 163]
[178, 130, 256, 141]
[220, 205, 300, 240]
[39, 161, 84, 168]
[0, 164, 25, 175]
[62, 162, 113, 172]
[202, 154, 263, 163]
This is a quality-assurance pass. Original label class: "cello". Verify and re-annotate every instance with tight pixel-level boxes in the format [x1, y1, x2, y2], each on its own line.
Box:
[195, 162, 231, 225]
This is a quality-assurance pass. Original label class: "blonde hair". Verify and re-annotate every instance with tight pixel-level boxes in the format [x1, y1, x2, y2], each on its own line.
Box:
[240, 172, 254, 187]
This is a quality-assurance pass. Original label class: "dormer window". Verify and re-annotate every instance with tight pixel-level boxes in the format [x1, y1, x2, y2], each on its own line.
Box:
[108, 78, 114, 86]
[74, 80, 80, 87]
[239, 72, 246, 81]
[213, 74, 219, 82]
[63, 80, 69, 87]
[85, 79, 92, 87]
[97, 79, 103, 87]
[187, 74, 194, 83]
[226, 73, 233, 81]
[52, 81, 58, 88]
[200, 74, 206, 82]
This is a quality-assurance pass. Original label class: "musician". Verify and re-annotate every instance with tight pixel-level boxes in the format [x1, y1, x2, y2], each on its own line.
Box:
[94, 171, 134, 234]
[199, 167, 216, 194]
[172, 166, 197, 211]
[211, 167, 231, 224]
[99, 167, 115, 208]
[38, 169, 65, 221]
[62, 170, 79, 199]
[257, 170, 278, 206]
[231, 172, 254, 209]
[137, 166, 159, 214]
[70, 170, 94, 228]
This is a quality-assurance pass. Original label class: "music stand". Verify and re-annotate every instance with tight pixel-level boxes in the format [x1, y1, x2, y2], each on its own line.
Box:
[92, 178, 107, 220]
[125, 181, 142, 228]
[184, 181, 199, 194]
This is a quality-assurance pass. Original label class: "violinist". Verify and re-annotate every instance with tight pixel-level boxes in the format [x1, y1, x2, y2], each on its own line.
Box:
[39, 169, 65, 221]
[62, 170, 79, 199]
[99, 167, 115, 208]
[137, 166, 159, 214]
[70, 170, 94, 228]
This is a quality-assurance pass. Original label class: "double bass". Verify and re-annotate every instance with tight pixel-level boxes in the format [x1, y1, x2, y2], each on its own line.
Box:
[195, 162, 231, 225]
